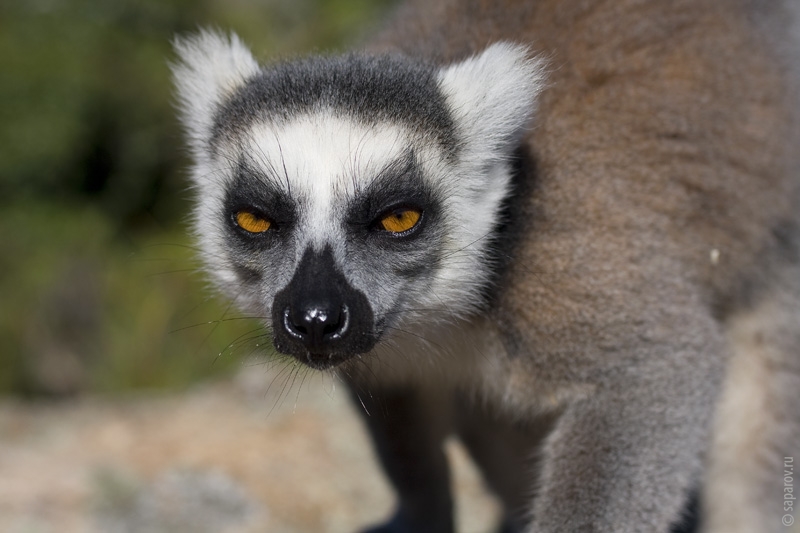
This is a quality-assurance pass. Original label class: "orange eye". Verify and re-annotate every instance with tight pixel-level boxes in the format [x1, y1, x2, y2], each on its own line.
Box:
[235, 211, 271, 233]
[378, 208, 422, 234]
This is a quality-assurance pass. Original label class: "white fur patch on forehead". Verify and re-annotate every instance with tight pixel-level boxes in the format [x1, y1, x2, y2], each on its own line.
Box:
[242, 112, 417, 245]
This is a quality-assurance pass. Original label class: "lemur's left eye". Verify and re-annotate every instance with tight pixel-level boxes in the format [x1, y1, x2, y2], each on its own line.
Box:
[235, 211, 271, 233]
[378, 208, 422, 234]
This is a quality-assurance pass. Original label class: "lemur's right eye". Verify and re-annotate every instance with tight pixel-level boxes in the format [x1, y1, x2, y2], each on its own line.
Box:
[235, 211, 271, 233]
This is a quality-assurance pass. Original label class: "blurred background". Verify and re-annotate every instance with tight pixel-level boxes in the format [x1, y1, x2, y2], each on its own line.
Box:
[0, 1, 505, 532]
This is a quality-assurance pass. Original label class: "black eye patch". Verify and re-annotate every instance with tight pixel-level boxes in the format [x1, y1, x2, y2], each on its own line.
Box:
[224, 160, 297, 240]
[345, 151, 440, 234]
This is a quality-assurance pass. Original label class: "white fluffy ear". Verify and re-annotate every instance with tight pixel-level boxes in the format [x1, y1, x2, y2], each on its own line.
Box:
[437, 43, 546, 164]
[171, 30, 260, 152]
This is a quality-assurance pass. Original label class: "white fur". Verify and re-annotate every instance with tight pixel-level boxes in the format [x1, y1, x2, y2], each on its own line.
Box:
[437, 42, 547, 165]
[172, 31, 259, 157]
[245, 114, 412, 252]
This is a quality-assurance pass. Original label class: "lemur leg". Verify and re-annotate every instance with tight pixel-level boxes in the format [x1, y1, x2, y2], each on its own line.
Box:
[527, 334, 724, 532]
[455, 398, 555, 533]
[349, 385, 455, 533]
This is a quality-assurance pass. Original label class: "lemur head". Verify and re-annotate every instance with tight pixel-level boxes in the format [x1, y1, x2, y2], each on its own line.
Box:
[173, 31, 545, 369]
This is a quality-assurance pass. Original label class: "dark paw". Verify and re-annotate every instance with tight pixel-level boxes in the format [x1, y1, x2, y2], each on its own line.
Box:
[359, 509, 453, 533]
[497, 517, 524, 533]
[360, 519, 407, 533]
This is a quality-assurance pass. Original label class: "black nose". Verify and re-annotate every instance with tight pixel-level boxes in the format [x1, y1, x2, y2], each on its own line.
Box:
[271, 246, 377, 367]
[283, 303, 350, 352]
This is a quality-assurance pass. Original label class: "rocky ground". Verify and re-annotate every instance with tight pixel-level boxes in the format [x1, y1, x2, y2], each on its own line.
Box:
[0, 361, 501, 533]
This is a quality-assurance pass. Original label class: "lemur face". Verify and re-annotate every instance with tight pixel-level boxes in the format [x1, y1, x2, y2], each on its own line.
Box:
[173, 33, 545, 368]
[217, 115, 450, 368]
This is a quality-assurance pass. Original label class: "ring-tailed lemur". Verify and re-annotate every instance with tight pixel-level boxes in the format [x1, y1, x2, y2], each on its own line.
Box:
[172, 1, 800, 531]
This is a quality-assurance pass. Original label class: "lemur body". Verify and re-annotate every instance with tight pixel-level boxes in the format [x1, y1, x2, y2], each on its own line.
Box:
[173, 1, 800, 531]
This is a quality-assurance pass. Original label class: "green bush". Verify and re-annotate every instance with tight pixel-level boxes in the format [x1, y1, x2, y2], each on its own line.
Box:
[0, 201, 269, 395]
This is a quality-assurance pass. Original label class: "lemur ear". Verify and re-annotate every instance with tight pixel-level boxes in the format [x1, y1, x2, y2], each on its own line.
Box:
[171, 30, 260, 152]
[437, 43, 547, 164]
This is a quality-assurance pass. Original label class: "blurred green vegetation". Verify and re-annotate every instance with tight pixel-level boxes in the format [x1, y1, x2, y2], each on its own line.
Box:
[0, 0, 394, 396]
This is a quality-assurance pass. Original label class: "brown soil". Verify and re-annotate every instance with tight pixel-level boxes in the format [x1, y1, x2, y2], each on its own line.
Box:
[0, 362, 500, 533]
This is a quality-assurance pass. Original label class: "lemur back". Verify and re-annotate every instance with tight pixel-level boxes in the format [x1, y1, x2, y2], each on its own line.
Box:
[173, 1, 800, 531]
